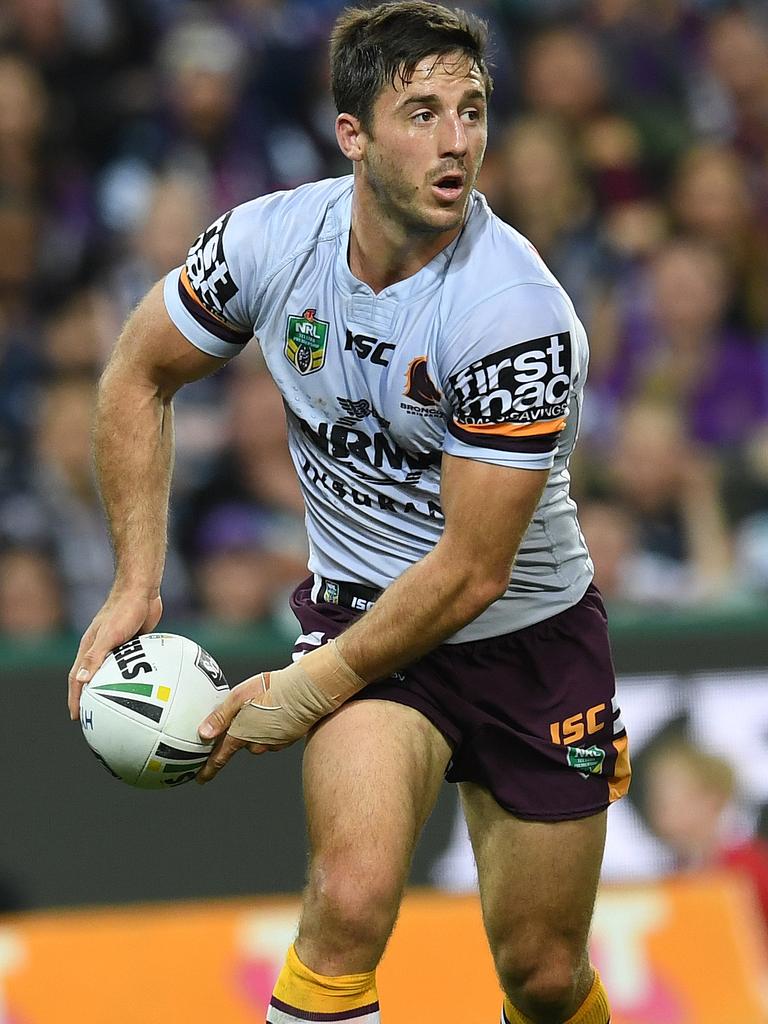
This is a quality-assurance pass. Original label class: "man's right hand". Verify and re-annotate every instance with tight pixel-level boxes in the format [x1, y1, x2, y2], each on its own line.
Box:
[68, 590, 163, 721]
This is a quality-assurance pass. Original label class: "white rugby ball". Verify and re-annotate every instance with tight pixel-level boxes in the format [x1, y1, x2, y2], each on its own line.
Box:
[80, 633, 230, 789]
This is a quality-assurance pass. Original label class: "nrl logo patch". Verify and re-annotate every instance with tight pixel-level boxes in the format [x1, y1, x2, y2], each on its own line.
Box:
[285, 308, 330, 375]
[566, 745, 605, 776]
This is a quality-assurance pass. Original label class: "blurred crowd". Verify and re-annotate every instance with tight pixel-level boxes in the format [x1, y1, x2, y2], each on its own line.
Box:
[1, 0, 768, 643]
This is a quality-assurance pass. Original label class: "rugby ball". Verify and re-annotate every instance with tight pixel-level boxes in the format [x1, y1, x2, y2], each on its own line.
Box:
[79, 633, 230, 789]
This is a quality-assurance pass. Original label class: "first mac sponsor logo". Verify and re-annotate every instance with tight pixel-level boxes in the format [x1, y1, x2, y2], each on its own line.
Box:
[185, 210, 239, 317]
[449, 332, 571, 424]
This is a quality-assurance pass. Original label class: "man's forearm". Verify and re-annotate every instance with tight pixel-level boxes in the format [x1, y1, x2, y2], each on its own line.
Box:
[95, 363, 174, 595]
[333, 458, 549, 685]
[334, 543, 506, 683]
[196, 544, 507, 773]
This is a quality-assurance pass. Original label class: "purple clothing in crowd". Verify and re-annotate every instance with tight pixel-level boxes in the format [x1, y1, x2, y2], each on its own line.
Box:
[601, 316, 768, 449]
[691, 335, 768, 448]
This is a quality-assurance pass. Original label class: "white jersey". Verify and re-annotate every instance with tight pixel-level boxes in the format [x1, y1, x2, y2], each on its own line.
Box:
[164, 176, 593, 642]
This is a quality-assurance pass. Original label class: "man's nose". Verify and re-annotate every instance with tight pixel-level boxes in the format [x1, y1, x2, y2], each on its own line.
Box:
[439, 112, 468, 157]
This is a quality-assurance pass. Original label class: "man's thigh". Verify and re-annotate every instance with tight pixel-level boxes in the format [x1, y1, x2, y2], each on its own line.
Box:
[460, 782, 606, 969]
[303, 697, 452, 860]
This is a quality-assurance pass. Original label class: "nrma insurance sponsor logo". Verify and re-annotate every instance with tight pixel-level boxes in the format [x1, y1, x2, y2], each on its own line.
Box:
[298, 416, 437, 482]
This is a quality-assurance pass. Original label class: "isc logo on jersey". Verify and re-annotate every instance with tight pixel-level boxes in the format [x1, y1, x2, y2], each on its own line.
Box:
[345, 330, 395, 367]
[449, 332, 571, 424]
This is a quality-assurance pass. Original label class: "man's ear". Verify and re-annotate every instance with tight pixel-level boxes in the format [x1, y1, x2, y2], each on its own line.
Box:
[336, 112, 367, 162]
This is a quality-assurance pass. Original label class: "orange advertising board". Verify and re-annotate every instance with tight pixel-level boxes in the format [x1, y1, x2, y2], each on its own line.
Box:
[0, 875, 766, 1023]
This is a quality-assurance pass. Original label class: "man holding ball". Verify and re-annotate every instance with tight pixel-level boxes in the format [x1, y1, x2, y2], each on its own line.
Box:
[69, 4, 628, 1022]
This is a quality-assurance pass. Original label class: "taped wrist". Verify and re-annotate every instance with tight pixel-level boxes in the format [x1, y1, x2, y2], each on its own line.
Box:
[227, 640, 366, 746]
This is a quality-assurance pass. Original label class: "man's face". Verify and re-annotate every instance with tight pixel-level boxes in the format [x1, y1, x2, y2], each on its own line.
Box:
[359, 51, 488, 235]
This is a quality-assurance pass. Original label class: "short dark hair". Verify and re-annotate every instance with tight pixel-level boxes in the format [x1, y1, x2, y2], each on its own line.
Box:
[330, 1, 493, 130]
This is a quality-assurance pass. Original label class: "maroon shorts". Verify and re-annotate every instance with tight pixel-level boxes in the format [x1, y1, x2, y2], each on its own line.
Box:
[291, 578, 631, 821]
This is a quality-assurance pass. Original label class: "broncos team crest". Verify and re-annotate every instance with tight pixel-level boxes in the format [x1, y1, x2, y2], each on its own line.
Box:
[285, 308, 330, 375]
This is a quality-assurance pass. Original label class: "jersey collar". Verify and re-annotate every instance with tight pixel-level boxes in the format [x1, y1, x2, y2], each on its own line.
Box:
[330, 185, 475, 303]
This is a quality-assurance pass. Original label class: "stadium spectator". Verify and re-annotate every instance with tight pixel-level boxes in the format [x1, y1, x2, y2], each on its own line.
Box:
[490, 115, 601, 318]
[705, 10, 768, 166]
[523, 25, 609, 130]
[41, 287, 112, 378]
[177, 364, 308, 618]
[106, 171, 212, 322]
[103, 170, 225, 489]
[18, 377, 123, 631]
[592, 399, 734, 605]
[152, 10, 268, 211]
[590, 238, 768, 456]
[589, 0, 696, 105]
[0, 545, 66, 639]
[0, 203, 44, 492]
[194, 505, 281, 628]
[644, 738, 768, 931]
[576, 498, 686, 606]
[670, 144, 768, 332]
[0, 52, 47, 199]
[1, 376, 190, 631]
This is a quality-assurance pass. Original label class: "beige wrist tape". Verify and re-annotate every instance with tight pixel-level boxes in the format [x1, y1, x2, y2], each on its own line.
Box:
[227, 640, 366, 746]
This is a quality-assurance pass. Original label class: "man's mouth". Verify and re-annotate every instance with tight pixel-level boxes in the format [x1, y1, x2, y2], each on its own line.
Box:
[431, 173, 465, 202]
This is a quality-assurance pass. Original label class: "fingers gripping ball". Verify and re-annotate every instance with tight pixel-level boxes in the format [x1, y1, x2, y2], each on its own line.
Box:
[227, 640, 366, 746]
[79, 633, 230, 788]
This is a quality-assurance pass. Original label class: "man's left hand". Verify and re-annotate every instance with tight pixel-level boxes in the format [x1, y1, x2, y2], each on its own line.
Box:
[196, 640, 366, 784]
[196, 673, 292, 785]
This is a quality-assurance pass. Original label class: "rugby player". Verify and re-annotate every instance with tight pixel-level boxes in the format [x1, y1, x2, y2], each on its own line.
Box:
[68, 3, 629, 1021]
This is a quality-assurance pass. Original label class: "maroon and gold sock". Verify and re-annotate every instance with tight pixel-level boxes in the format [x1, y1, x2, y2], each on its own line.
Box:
[502, 968, 610, 1024]
[267, 943, 380, 1022]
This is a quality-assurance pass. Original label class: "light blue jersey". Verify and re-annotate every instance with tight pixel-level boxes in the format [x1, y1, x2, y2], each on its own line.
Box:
[164, 176, 593, 641]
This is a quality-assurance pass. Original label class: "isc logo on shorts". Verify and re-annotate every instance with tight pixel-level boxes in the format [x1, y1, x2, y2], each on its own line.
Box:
[449, 332, 572, 424]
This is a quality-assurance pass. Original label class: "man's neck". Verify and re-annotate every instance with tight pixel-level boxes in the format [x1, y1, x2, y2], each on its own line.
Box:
[348, 191, 462, 294]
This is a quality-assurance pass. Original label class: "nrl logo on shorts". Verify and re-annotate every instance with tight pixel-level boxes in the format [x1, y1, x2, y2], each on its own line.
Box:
[285, 308, 330, 375]
[566, 745, 605, 776]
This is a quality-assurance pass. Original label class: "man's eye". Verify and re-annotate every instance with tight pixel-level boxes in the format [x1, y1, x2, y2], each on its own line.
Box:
[462, 108, 481, 122]
[413, 111, 434, 123]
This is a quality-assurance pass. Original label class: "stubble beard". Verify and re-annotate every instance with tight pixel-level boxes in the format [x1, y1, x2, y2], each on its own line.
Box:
[365, 146, 469, 238]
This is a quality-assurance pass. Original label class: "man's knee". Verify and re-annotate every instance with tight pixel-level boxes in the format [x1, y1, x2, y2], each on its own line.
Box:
[494, 937, 588, 1021]
[300, 857, 402, 959]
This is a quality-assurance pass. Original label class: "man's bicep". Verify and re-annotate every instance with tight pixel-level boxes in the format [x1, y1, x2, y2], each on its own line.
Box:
[439, 453, 549, 585]
[108, 280, 230, 394]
